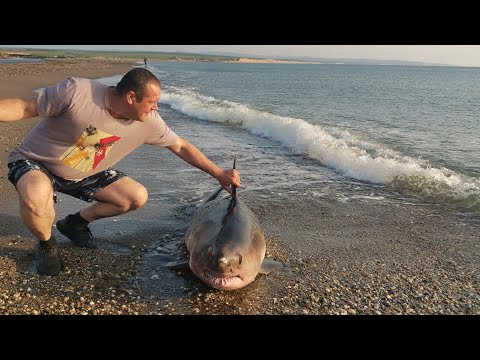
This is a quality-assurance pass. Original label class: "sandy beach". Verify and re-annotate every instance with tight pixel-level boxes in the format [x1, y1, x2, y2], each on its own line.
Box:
[1, 58, 479, 315]
[231, 57, 321, 64]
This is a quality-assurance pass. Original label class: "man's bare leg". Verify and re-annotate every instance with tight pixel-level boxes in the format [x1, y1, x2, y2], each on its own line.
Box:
[16, 171, 55, 241]
[56, 177, 148, 248]
[80, 177, 148, 221]
[15, 170, 62, 275]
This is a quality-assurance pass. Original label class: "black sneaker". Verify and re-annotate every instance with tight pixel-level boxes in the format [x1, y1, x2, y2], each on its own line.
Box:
[56, 215, 97, 249]
[36, 237, 63, 276]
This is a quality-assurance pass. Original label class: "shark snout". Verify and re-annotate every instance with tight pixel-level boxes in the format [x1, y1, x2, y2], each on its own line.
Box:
[218, 254, 242, 269]
[208, 246, 243, 271]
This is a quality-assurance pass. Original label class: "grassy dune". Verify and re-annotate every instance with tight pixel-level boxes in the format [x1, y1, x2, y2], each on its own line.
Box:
[0, 48, 237, 62]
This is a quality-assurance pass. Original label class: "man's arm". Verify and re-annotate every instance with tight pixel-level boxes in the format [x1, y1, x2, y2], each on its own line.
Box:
[0, 98, 38, 122]
[166, 137, 241, 193]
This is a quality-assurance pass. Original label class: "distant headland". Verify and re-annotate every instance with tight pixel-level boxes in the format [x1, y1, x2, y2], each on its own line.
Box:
[0, 49, 320, 65]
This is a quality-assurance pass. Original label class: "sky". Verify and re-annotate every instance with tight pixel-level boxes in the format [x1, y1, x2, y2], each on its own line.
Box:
[2, 45, 480, 67]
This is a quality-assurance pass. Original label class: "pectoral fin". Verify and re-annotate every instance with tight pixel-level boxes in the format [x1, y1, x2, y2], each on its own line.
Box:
[165, 260, 189, 269]
[259, 258, 283, 274]
[152, 254, 189, 269]
[196, 187, 224, 208]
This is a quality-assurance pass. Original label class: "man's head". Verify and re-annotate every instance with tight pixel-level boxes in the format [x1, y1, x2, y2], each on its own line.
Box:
[115, 68, 161, 122]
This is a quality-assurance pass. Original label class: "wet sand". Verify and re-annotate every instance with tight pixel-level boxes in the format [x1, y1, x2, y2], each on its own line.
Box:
[0, 59, 479, 315]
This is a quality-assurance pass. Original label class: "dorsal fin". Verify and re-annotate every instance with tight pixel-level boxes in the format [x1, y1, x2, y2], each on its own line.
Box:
[231, 155, 237, 202]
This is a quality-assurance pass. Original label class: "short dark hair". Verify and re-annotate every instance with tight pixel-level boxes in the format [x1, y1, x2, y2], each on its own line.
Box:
[115, 68, 161, 101]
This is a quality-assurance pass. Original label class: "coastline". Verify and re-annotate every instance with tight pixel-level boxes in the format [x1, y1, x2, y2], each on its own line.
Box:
[0, 58, 479, 315]
[0, 50, 320, 66]
[229, 57, 321, 64]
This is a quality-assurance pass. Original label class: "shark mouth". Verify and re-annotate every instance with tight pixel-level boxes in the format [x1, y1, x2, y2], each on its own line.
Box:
[203, 270, 243, 289]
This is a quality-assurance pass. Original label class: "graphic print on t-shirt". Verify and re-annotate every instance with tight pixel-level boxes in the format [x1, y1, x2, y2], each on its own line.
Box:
[59, 125, 121, 172]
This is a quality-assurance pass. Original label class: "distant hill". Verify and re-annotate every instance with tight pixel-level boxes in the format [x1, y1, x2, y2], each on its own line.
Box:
[0, 48, 237, 62]
[0, 47, 449, 66]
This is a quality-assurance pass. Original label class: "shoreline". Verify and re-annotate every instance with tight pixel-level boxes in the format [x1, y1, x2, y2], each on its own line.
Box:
[146, 57, 321, 64]
[0, 58, 479, 315]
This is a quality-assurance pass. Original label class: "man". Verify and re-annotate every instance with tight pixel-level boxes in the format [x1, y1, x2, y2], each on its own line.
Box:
[0, 68, 240, 276]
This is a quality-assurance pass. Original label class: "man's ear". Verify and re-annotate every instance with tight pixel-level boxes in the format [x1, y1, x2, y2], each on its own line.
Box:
[126, 91, 136, 104]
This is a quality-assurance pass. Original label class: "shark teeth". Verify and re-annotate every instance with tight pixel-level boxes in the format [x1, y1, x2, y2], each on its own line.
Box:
[203, 270, 241, 287]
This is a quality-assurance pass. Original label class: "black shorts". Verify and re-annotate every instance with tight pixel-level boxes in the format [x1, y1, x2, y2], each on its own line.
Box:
[7, 159, 127, 202]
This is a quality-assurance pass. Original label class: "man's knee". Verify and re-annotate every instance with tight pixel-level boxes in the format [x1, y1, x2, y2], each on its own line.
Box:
[94, 177, 149, 212]
[116, 185, 148, 212]
[16, 172, 54, 215]
[128, 186, 148, 210]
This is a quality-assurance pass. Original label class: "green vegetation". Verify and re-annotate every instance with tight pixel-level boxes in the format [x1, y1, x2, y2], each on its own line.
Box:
[0, 48, 238, 62]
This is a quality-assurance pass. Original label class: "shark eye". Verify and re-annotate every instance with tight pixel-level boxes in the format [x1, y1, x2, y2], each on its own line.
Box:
[238, 253, 242, 265]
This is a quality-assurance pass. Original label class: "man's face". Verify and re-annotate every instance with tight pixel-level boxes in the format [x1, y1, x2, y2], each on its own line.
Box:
[129, 82, 160, 121]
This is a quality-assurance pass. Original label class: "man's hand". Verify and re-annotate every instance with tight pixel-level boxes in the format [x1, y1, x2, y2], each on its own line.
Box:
[216, 168, 241, 194]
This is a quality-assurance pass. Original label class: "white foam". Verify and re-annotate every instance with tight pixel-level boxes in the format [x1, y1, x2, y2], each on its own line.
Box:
[159, 88, 480, 205]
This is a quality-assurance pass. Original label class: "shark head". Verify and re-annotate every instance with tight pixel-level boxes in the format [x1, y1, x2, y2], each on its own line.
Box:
[187, 198, 266, 290]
